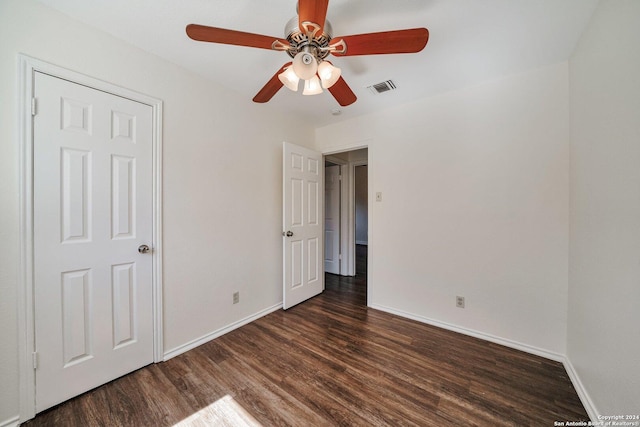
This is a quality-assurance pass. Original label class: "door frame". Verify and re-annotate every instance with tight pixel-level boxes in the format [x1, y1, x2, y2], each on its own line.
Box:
[17, 54, 164, 422]
[324, 155, 368, 277]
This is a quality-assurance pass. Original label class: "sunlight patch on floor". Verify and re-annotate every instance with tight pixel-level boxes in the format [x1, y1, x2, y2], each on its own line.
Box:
[173, 394, 262, 427]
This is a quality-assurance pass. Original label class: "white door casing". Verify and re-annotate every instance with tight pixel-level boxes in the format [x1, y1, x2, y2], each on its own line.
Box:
[282, 142, 324, 309]
[324, 165, 340, 274]
[33, 72, 154, 411]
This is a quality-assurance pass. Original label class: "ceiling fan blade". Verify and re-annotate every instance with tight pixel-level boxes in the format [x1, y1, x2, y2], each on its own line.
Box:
[330, 28, 429, 56]
[298, 0, 329, 35]
[186, 24, 289, 51]
[328, 77, 357, 107]
[253, 63, 292, 103]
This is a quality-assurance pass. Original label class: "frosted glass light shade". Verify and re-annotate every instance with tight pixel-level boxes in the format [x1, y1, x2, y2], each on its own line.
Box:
[292, 52, 318, 80]
[278, 67, 300, 91]
[318, 61, 341, 89]
[303, 75, 323, 95]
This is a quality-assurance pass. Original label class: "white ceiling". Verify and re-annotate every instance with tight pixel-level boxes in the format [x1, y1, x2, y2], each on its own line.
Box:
[37, 0, 599, 127]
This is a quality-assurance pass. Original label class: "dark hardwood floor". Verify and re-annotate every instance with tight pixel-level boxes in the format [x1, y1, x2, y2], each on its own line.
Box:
[25, 245, 588, 426]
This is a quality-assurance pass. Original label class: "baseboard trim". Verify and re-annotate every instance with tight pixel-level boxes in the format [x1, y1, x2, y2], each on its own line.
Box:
[370, 304, 565, 362]
[163, 303, 283, 361]
[562, 357, 599, 422]
[0, 416, 19, 427]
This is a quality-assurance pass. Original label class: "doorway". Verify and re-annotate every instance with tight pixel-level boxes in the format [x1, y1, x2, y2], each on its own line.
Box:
[324, 148, 368, 303]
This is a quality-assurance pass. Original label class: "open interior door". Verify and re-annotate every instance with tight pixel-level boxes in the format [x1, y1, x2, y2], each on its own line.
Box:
[283, 142, 324, 309]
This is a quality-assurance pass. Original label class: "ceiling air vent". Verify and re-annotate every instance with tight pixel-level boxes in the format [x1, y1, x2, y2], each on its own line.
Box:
[367, 80, 397, 95]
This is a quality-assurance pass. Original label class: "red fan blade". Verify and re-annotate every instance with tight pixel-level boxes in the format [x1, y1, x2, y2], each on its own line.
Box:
[328, 76, 357, 107]
[186, 24, 289, 51]
[298, 0, 329, 35]
[330, 28, 429, 56]
[253, 63, 292, 103]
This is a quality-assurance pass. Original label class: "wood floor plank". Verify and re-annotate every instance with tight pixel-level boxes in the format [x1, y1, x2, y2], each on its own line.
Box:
[25, 246, 588, 426]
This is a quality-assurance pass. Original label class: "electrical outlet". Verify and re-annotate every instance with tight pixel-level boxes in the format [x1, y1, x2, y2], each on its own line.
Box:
[456, 296, 465, 308]
[233, 292, 240, 304]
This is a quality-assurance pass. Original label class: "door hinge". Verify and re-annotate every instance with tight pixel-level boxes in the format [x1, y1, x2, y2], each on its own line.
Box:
[32, 352, 38, 369]
[339, 254, 342, 260]
[31, 98, 37, 116]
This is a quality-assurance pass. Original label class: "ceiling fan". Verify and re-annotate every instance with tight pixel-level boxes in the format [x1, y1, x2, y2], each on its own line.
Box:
[186, 0, 429, 107]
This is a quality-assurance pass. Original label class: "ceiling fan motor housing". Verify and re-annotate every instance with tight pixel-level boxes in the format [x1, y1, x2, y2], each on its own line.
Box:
[284, 16, 333, 62]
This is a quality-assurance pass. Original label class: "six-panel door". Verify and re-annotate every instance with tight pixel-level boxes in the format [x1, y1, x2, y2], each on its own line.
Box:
[33, 72, 154, 411]
[283, 142, 324, 309]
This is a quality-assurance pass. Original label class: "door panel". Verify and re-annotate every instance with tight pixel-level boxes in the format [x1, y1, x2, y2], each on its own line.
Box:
[283, 142, 324, 309]
[111, 155, 136, 239]
[112, 262, 137, 348]
[60, 269, 92, 366]
[34, 72, 154, 411]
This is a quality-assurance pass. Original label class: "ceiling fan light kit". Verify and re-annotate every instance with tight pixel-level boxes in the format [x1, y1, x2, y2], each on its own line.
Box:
[186, 0, 429, 106]
[278, 66, 300, 91]
[292, 51, 318, 80]
[317, 61, 341, 89]
[303, 75, 324, 95]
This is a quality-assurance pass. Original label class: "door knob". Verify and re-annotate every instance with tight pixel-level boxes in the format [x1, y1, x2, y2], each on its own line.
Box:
[138, 244, 151, 254]
[282, 231, 294, 237]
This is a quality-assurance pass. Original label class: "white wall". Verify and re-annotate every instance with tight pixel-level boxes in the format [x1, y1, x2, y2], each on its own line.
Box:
[568, 0, 640, 416]
[0, 0, 313, 423]
[316, 63, 570, 356]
